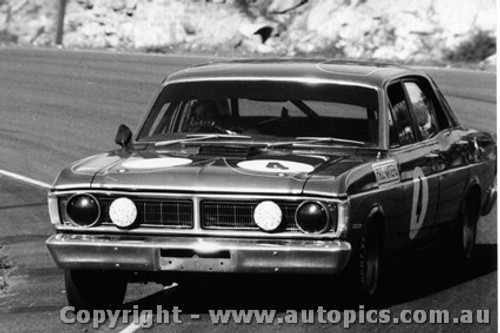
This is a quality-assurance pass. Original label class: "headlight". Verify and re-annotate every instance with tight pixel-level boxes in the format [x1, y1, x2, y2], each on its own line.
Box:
[295, 201, 331, 234]
[66, 194, 100, 227]
[253, 200, 282, 231]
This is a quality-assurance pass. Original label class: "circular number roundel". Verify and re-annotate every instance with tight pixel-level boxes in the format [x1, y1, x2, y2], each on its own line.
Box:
[409, 167, 429, 240]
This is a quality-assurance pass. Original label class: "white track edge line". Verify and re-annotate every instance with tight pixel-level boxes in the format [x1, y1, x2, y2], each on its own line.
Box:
[0, 169, 51, 189]
[118, 312, 153, 333]
[117, 283, 178, 333]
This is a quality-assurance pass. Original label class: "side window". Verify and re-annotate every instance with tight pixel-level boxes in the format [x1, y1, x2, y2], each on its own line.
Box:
[387, 82, 415, 146]
[403, 81, 438, 140]
[388, 110, 399, 148]
[431, 78, 459, 128]
[151, 102, 177, 135]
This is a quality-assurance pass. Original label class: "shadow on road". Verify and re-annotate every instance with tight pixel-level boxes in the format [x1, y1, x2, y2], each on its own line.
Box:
[124, 243, 497, 311]
[379, 243, 497, 307]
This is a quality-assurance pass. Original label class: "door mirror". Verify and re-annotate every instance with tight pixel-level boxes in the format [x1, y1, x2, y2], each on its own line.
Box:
[115, 124, 132, 148]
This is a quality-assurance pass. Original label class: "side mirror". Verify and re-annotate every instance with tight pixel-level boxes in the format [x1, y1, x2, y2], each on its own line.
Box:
[114, 124, 132, 148]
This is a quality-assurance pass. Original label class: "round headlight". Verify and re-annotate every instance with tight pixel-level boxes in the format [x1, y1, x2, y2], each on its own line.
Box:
[295, 201, 330, 234]
[109, 197, 137, 228]
[66, 194, 100, 226]
[253, 201, 282, 232]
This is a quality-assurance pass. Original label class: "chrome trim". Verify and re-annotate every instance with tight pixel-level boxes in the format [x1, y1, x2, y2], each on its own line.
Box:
[52, 190, 346, 203]
[165, 76, 378, 90]
[52, 225, 343, 239]
[46, 233, 352, 274]
[52, 183, 96, 191]
[193, 196, 202, 232]
[51, 190, 348, 239]
[65, 193, 101, 228]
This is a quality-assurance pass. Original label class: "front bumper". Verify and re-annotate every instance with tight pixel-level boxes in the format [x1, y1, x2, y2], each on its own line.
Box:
[46, 233, 352, 275]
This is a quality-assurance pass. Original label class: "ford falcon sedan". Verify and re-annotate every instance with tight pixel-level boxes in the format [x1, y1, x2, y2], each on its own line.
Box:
[46, 59, 496, 309]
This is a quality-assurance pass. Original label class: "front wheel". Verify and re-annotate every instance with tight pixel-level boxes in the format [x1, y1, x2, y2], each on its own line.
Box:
[340, 221, 383, 306]
[65, 270, 127, 311]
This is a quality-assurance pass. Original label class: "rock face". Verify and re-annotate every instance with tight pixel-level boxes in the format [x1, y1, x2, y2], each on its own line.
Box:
[297, 0, 496, 60]
[0, 0, 496, 62]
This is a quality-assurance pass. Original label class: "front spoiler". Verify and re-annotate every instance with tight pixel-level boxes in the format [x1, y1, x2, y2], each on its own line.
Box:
[46, 233, 351, 275]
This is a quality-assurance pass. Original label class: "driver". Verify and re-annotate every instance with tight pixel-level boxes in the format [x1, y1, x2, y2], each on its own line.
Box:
[186, 100, 230, 133]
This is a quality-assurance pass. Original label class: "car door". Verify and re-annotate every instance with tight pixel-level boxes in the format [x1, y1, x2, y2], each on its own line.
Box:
[387, 80, 440, 249]
[425, 77, 470, 229]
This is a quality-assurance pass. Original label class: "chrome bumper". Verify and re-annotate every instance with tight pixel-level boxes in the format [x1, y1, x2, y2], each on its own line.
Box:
[46, 233, 351, 274]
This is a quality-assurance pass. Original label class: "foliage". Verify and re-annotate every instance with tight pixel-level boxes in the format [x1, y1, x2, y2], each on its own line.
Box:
[445, 31, 496, 62]
[0, 31, 17, 43]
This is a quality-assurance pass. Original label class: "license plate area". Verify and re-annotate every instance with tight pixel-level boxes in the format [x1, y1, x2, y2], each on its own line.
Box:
[160, 249, 231, 272]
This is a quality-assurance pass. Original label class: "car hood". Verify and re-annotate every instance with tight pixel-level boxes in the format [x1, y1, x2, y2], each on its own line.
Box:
[54, 148, 370, 196]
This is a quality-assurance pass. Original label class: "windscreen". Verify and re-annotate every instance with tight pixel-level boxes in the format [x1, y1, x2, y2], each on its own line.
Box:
[137, 80, 380, 146]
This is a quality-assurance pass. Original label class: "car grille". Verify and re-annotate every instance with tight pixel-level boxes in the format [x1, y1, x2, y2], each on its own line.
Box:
[99, 197, 193, 228]
[201, 201, 299, 231]
[94, 196, 302, 232]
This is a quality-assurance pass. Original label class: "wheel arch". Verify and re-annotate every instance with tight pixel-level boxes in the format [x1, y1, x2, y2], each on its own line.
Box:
[364, 204, 386, 252]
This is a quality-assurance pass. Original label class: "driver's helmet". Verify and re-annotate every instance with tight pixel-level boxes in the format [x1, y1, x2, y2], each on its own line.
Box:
[192, 100, 219, 122]
[186, 100, 221, 132]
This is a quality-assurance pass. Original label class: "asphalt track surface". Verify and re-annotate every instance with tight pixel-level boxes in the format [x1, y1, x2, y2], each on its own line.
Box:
[0, 47, 496, 332]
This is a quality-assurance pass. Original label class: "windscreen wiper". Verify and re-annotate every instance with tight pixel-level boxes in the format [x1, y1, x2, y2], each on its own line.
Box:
[296, 137, 365, 146]
[155, 134, 251, 148]
[266, 137, 364, 149]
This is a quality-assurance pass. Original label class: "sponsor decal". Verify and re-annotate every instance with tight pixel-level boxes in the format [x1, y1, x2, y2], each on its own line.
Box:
[372, 160, 400, 185]
[409, 167, 429, 240]
[237, 160, 315, 174]
[121, 157, 192, 170]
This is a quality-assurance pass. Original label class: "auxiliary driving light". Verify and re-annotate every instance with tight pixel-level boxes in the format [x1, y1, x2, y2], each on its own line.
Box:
[109, 197, 137, 228]
[66, 194, 100, 226]
[253, 200, 283, 231]
[295, 201, 330, 234]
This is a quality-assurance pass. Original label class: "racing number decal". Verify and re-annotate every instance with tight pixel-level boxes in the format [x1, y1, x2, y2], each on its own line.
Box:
[409, 167, 429, 240]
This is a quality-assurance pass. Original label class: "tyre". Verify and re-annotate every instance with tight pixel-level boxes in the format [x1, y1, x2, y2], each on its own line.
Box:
[450, 193, 479, 266]
[65, 270, 127, 311]
[340, 221, 383, 307]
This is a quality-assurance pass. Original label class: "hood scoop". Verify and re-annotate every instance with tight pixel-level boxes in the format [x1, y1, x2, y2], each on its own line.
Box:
[191, 144, 262, 158]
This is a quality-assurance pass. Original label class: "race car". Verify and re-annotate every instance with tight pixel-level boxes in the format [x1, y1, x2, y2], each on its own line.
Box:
[46, 59, 497, 309]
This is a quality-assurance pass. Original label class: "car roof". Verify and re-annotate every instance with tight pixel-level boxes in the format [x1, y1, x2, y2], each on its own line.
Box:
[166, 58, 418, 89]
